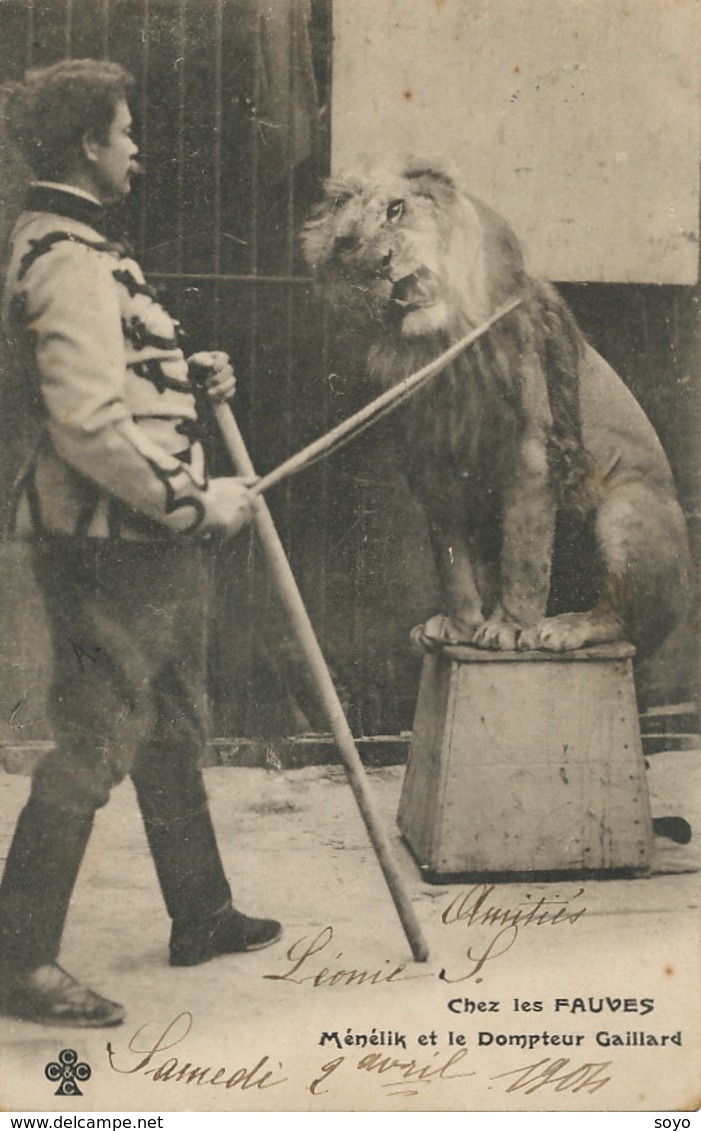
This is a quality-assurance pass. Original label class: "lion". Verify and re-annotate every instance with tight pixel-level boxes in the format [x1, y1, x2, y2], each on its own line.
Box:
[301, 158, 691, 658]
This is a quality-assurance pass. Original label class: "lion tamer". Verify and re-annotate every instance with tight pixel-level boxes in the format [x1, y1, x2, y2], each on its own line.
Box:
[302, 160, 691, 657]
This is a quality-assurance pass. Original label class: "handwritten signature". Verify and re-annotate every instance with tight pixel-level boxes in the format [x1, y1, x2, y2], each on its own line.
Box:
[438, 884, 588, 982]
[261, 886, 588, 988]
[262, 924, 429, 987]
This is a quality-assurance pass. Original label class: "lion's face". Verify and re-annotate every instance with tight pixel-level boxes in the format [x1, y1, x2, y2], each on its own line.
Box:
[302, 161, 522, 340]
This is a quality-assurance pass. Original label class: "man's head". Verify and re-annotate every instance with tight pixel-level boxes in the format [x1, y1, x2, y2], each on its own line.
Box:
[5, 58, 139, 202]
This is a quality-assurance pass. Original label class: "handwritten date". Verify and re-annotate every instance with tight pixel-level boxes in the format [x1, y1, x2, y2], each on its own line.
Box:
[492, 1057, 612, 1095]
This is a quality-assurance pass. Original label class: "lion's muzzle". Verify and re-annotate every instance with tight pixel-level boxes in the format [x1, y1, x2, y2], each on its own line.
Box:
[388, 266, 438, 313]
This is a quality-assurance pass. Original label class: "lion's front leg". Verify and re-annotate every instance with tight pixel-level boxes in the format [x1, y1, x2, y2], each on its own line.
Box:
[473, 435, 556, 651]
[413, 516, 487, 648]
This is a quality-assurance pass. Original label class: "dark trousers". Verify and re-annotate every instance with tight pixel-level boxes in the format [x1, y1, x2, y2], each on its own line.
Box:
[0, 538, 232, 969]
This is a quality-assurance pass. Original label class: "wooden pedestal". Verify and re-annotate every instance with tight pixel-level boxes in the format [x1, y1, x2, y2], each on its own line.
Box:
[397, 643, 653, 881]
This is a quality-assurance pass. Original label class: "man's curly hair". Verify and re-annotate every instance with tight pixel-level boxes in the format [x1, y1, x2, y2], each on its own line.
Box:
[4, 58, 135, 179]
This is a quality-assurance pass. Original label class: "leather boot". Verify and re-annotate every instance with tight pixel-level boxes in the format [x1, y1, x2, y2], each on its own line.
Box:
[132, 769, 281, 965]
[132, 768, 233, 924]
[169, 904, 282, 966]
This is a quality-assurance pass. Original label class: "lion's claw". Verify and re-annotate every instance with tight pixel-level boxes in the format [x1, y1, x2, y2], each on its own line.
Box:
[526, 612, 626, 653]
[471, 621, 522, 651]
[410, 614, 485, 653]
[515, 626, 539, 651]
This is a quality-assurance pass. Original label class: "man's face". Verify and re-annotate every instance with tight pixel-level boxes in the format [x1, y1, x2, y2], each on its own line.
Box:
[87, 99, 140, 204]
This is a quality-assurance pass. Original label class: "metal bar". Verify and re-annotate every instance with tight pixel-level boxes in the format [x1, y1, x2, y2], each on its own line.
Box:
[314, 4, 333, 652]
[27, 0, 35, 67]
[212, 0, 224, 340]
[137, 0, 150, 260]
[101, 0, 110, 57]
[242, 0, 263, 735]
[250, 0, 261, 277]
[212, 400, 429, 964]
[148, 272, 311, 284]
[175, 0, 186, 275]
[286, 2, 297, 274]
[282, 2, 297, 551]
[64, 0, 73, 56]
[316, 294, 331, 648]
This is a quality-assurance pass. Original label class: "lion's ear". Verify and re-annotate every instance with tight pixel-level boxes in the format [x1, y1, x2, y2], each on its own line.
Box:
[401, 158, 460, 200]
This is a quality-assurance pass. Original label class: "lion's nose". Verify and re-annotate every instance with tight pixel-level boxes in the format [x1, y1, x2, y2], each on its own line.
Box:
[333, 234, 357, 256]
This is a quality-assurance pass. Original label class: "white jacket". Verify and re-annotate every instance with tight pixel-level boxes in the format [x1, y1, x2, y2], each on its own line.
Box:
[2, 187, 222, 540]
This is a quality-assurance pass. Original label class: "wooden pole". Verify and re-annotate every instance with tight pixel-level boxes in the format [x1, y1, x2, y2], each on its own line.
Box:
[213, 402, 430, 963]
[251, 296, 523, 497]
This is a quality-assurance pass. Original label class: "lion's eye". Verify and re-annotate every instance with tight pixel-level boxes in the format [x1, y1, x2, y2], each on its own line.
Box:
[386, 199, 405, 222]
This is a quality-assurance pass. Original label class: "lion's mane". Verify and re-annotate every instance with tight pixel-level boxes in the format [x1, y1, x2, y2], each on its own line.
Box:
[302, 159, 592, 510]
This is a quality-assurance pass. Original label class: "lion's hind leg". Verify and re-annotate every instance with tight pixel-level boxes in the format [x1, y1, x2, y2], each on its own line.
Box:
[521, 480, 691, 657]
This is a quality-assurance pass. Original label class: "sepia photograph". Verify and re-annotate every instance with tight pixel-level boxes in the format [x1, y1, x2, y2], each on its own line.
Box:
[0, 0, 699, 1114]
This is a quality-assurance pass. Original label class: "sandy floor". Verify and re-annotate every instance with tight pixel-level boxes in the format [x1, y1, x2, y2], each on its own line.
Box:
[0, 754, 699, 1113]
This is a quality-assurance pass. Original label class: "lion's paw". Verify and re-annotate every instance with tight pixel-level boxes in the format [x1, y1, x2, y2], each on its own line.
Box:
[471, 620, 522, 651]
[410, 614, 483, 653]
[529, 612, 624, 652]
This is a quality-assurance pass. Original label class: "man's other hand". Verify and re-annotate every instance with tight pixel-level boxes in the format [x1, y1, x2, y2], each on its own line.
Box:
[188, 350, 236, 403]
[201, 477, 257, 537]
